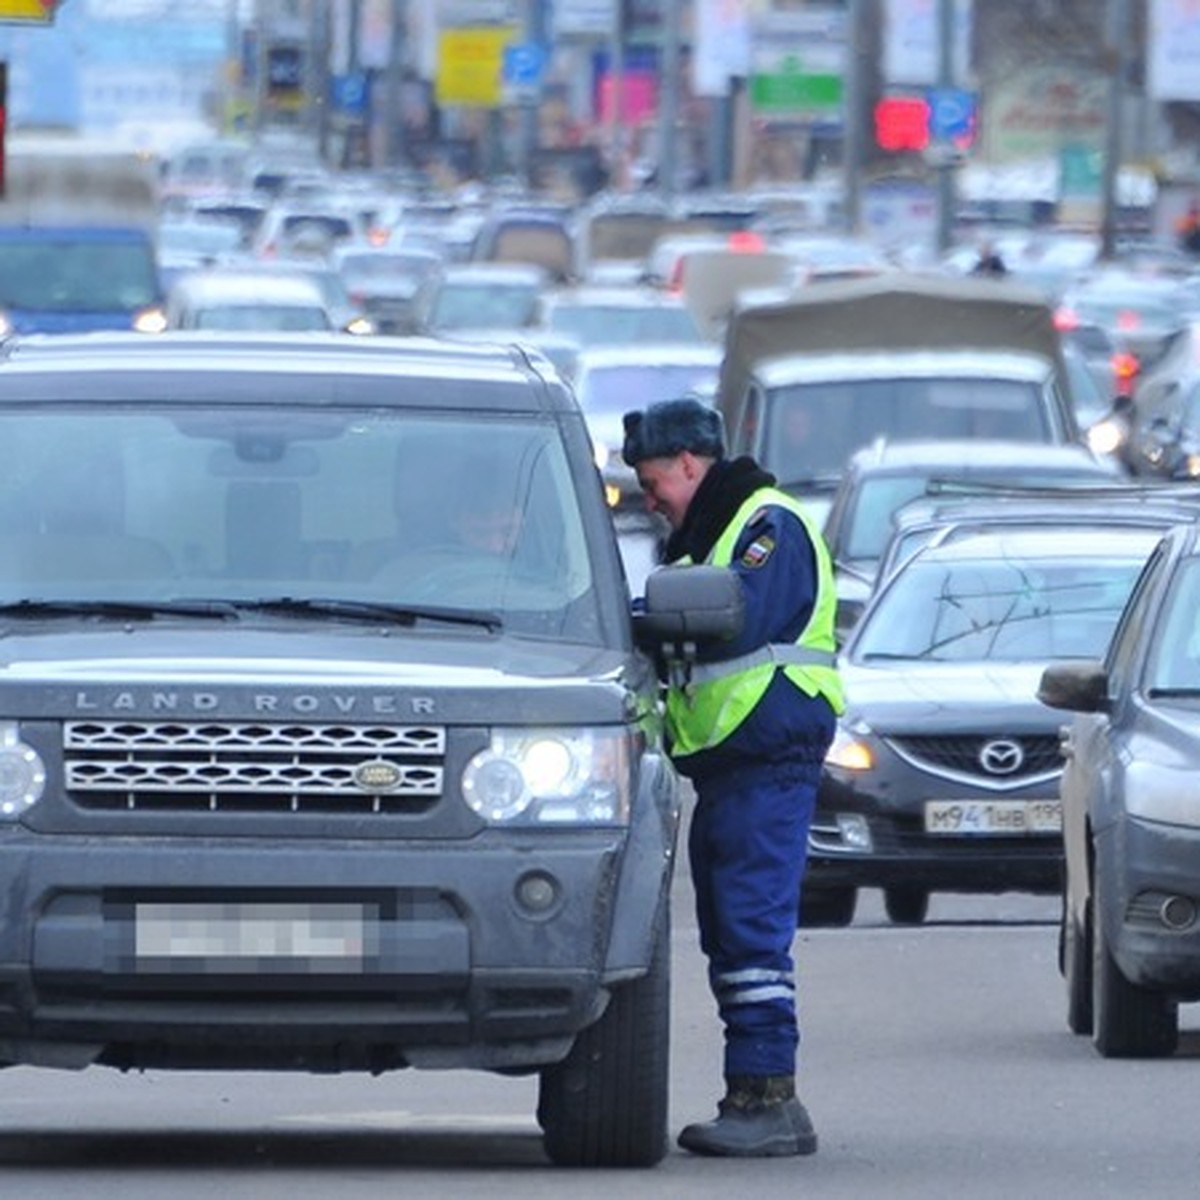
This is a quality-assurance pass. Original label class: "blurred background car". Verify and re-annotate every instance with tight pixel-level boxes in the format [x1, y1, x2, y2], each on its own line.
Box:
[538, 285, 708, 348]
[718, 274, 1083, 527]
[820, 439, 1124, 641]
[156, 215, 245, 293]
[418, 262, 547, 336]
[1055, 270, 1189, 385]
[164, 267, 349, 332]
[332, 244, 445, 335]
[571, 343, 722, 511]
[468, 206, 576, 284]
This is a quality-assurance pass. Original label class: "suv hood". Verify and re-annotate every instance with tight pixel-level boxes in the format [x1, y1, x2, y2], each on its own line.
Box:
[0, 626, 644, 724]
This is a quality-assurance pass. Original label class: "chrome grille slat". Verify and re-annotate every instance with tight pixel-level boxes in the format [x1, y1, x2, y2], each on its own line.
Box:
[65, 721, 444, 754]
[62, 721, 446, 814]
[884, 733, 1063, 790]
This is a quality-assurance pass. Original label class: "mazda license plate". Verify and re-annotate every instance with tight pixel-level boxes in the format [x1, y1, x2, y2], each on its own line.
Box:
[923, 799, 1062, 836]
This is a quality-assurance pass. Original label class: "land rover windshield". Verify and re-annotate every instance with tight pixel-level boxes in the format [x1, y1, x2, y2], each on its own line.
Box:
[0, 404, 602, 643]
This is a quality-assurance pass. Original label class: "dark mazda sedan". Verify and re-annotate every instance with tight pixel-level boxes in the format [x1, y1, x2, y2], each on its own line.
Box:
[804, 524, 1162, 928]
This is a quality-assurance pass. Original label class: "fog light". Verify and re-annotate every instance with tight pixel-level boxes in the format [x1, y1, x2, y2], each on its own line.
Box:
[836, 813, 872, 851]
[1160, 895, 1197, 931]
[515, 870, 559, 915]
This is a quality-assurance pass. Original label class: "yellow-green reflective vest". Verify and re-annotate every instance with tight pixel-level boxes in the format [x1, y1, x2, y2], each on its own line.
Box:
[665, 486, 845, 761]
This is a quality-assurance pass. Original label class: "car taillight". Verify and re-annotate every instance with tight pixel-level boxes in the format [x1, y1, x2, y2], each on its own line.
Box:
[728, 230, 765, 253]
[1112, 350, 1140, 396]
[1054, 307, 1079, 331]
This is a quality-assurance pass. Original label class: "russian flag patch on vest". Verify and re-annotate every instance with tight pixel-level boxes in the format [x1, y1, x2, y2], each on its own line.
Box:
[741, 534, 775, 568]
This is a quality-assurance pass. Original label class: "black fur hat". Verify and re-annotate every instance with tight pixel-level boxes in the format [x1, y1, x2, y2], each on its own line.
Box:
[622, 397, 726, 466]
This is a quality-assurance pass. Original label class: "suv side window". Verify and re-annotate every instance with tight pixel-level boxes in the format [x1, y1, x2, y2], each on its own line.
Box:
[733, 385, 763, 456]
[1107, 538, 1169, 694]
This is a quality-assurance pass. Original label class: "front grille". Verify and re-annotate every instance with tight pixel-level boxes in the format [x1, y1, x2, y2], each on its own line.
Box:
[885, 733, 1062, 788]
[64, 721, 445, 814]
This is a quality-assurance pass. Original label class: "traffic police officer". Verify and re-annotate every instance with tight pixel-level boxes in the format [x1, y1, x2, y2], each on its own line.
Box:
[623, 396, 843, 1158]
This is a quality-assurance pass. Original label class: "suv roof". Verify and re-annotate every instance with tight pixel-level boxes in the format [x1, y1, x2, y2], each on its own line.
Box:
[841, 438, 1115, 474]
[0, 332, 571, 412]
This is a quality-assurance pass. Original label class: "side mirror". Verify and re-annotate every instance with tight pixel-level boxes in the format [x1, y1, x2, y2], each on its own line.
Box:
[1037, 660, 1109, 713]
[633, 565, 745, 651]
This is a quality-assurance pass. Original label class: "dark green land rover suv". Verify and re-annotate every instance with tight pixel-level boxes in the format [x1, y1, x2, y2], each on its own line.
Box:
[0, 331, 704, 1166]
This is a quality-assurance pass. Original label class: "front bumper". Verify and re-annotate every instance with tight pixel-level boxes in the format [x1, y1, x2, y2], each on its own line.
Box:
[0, 830, 634, 1072]
[1098, 815, 1200, 998]
[807, 768, 1063, 895]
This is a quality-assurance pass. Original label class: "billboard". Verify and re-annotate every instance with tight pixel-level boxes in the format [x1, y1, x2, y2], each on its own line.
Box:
[1148, 0, 1200, 102]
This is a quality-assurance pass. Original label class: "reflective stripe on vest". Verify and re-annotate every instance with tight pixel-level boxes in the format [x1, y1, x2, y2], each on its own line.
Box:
[688, 642, 836, 685]
[665, 486, 844, 760]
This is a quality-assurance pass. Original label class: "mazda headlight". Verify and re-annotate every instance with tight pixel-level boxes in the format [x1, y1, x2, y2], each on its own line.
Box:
[825, 724, 874, 771]
[462, 728, 634, 825]
[0, 723, 46, 818]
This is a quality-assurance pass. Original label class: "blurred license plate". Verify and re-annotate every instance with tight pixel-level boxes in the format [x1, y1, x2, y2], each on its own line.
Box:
[135, 902, 369, 968]
[924, 800, 1062, 836]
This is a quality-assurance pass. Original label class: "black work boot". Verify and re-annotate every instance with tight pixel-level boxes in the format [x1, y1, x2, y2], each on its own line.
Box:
[677, 1075, 818, 1157]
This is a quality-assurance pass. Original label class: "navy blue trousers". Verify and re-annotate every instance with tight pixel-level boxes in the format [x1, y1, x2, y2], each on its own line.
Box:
[689, 760, 818, 1080]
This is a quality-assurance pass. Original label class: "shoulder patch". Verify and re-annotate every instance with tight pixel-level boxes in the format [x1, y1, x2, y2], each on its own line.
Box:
[741, 534, 776, 569]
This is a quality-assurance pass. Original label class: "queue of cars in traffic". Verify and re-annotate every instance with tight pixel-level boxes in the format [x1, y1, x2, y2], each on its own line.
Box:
[9, 134, 1200, 1063]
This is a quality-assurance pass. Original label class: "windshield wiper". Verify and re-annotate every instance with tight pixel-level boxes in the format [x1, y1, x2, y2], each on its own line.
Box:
[0, 599, 239, 620]
[229, 597, 503, 632]
[1146, 686, 1200, 699]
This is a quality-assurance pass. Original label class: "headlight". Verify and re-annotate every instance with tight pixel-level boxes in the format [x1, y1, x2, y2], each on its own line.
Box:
[462, 727, 634, 825]
[1086, 418, 1125, 457]
[132, 306, 168, 335]
[825, 725, 874, 771]
[345, 315, 376, 336]
[0, 723, 46, 818]
[1185, 453, 1200, 479]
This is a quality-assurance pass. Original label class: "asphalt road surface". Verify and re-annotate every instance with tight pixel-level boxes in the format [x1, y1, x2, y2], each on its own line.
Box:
[0, 823, 1196, 1199]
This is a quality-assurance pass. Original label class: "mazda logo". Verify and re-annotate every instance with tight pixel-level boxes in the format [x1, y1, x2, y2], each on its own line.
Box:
[979, 739, 1024, 775]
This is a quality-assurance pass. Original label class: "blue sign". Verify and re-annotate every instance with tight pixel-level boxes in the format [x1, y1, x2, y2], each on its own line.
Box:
[503, 42, 547, 87]
[927, 87, 975, 140]
[332, 72, 368, 115]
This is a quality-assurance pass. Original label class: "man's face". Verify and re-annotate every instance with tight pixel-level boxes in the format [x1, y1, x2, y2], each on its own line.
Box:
[455, 509, 521, 554]
[635, 452, 706, 530]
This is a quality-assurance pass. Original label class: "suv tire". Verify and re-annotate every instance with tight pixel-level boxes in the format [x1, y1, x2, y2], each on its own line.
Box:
[1063, 893, 1093, 1036]
[538, 909, 670, 1167]
[884, 886, 929, 926]
[799, 885, 857, 928]
[1091, 860, 1178, 1058]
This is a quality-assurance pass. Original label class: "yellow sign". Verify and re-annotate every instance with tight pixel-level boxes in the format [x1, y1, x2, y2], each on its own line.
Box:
[0, 0, 57, 24]
[435, 26, 515, 108]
